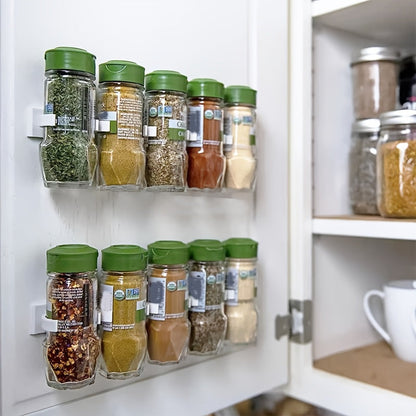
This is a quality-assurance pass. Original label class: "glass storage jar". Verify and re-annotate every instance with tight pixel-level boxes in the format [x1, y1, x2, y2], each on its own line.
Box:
[223, 238, 258, 345]
[349, 118, 380, 215]
[146, 240, 190, 364]
[186, 78, 226, 190]
[188, 239, 227, 355]
[399, 55, 416, 110]
[97, 61, 146, 190]
[377, 110, 416, 218]
[351, 47, 399, 119]
[40, 47, 97, 188]
[99, 245, 148, 379]
[43, 244, 100, 390]
[144, 70, 188, 191]
[223, 86, 257, 191]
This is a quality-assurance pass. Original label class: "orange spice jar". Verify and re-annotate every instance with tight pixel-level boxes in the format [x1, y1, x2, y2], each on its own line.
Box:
[186, 78, 226, 190]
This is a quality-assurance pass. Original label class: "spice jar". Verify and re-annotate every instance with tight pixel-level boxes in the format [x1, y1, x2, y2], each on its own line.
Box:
[351, 47, 399, 119]
[99, 245, 148, 379]
[97, 61, 146, 190]
[399, 55, 416, 109]
[223, 86, 257, 191]
[147, 240, 190, 364]
[224, 238, 258, 344]
[40, 47, 97, 188]
[144, 70, 188, 191]
[349, 119, 380, 215]
[377, 110, 416, 218]
[43, 244, 100, 389]
[186, 79, 226, 190]
[188, 239, 227, 355]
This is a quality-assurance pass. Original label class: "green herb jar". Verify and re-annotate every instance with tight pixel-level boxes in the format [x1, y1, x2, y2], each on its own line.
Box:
[40, 47, 98, 188]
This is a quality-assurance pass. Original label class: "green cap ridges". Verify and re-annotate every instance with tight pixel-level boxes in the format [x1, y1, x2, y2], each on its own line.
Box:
[102, 245, 148, 271]
[224, 85, 257, 106]
[187, 78, 224, 99]
[145, 70, 187, 93]
[45, 47, 96, 76]
[223, 238, 258, 258]
[99, 60, 145, 85]
[47, 244, 98, 273]
[189, 239, 225, 261]
[147, 240, 189, 265]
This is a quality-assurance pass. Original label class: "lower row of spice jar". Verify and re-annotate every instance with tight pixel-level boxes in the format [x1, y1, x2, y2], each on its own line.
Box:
[43, 239, 258, 390]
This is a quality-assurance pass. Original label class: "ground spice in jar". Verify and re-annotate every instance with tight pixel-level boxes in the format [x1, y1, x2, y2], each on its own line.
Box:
[186, 79, 226, 189]
[225, 302, 257, 344]
[146, 241, 190, 364]
[99, 245, 148, 379]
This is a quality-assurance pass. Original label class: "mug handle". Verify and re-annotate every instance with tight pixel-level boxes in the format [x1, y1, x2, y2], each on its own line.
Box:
[363, 289, 391, 344]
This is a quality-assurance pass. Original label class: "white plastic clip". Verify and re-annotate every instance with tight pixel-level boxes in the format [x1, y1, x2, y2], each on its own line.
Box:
[27, 108, 56, 139]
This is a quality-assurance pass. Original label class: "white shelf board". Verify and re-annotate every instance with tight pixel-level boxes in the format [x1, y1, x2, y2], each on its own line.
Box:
[311, 0, 368, 18]
[312, 216, 416, 240]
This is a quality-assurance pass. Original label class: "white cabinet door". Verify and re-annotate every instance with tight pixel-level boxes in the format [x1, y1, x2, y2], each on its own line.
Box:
[0, 0, 289, 415]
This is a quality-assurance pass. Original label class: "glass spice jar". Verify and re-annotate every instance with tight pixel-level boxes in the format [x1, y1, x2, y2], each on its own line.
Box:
[43, 244, 100, 390]
[99, 245, 148, 379]
[186, 78, 226, 190]
[40, 47, 98, 188]
[188, 239, 227, 355]
[377, 110, 416, 218]
[223, 238, 258, 345]
[97, 61, 146, 190]
[223, 86, 257, 191]
[146, 240, 190, 364]
[349, 118, 380, 215]
[351, 47, 399, 119]
[144, 70, 188, 191]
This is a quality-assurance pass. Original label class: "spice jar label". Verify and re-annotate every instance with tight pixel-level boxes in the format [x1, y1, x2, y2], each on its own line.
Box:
[136, 299, 146, 322]
[225, 268, 239, 305]
[187, 106, 204, 146]
[101, 284, 114, 331]
[148, 277, 167, 320]
[168, 119, 186, 141]
[189, 270, 207, 312]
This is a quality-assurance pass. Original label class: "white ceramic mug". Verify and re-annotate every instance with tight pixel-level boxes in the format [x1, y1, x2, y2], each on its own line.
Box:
[363, 280, 416, 362]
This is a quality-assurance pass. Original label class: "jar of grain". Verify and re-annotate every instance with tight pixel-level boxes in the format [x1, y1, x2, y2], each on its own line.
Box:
[349, 118, 380, 215]
[97, 60, 146, 190]
[146, 240, 190, 364]
[223, 86, 257, 191]
[351, 47, 399, 119]
[99, 245, 148, 379]
[186, 78, 226, 190]
[377, 110, 416, 218]
[144, 70, 188, 191]
[188, 239, 227, 355]
[43, 244, 100, 390]
[223, 238, 258, 345]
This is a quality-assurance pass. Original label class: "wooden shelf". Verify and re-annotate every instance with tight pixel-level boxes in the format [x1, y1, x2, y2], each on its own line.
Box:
[314, 342, 416, 398]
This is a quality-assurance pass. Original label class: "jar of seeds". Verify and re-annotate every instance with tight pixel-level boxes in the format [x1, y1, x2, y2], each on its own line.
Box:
[43, 244, 100, 390]
[40, 47, 97, 188]
[144, 70, 188, 191]
[188, 239, 227, 355]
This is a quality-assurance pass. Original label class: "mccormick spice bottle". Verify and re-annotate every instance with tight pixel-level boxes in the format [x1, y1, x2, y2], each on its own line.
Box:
[99, 245, 148, 379]
[188, 239, 227, 355]
[43, 244, 100, 390]
[40, 47, 97, 188]
[223, 86, 257, 191]
[144, 70, 188, 191]
[186, 78, 226, 189]
[146, 240, 190, 364]
[97, 61, 146, 190]
[223, 238, 258, 344]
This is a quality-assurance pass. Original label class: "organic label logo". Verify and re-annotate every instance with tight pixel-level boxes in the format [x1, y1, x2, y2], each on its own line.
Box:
[240, 270, 249, 279]
[149, 107, 157, 117]
[207, 275, 216, 284]
[205, 109, 214, 120]
[167, 281, 177, 292]
[114, 289, 125, 301]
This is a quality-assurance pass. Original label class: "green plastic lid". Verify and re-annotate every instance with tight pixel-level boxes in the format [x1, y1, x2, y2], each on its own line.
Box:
[99, 60, 145, 85]
[45, 47, 96, 75]
[189, 239, 225, 261]
[145, 70, 187, 93]
[224, 85, 257, 106]
[223, 238, 258, 258]
[102, 245, 148, 271]
[147, 240, 189, 265]
[47, 244, 98, 273]
[187, 78, 224, 99]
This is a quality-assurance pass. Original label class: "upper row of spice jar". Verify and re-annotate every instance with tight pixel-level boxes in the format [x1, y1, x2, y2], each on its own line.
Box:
[39, 47, 257, 192]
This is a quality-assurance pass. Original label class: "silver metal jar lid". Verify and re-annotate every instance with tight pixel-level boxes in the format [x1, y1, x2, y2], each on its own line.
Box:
[351, 47, 400, 65]
[380, 110, 416, 126]
[352, 118, 380, 133]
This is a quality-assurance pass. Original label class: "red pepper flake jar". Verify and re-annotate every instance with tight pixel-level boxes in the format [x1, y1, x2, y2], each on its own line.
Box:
[186, 78, 226, 190]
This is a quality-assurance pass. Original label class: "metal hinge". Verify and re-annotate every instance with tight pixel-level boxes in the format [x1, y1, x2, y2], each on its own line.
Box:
[275, 299, 312, 344]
